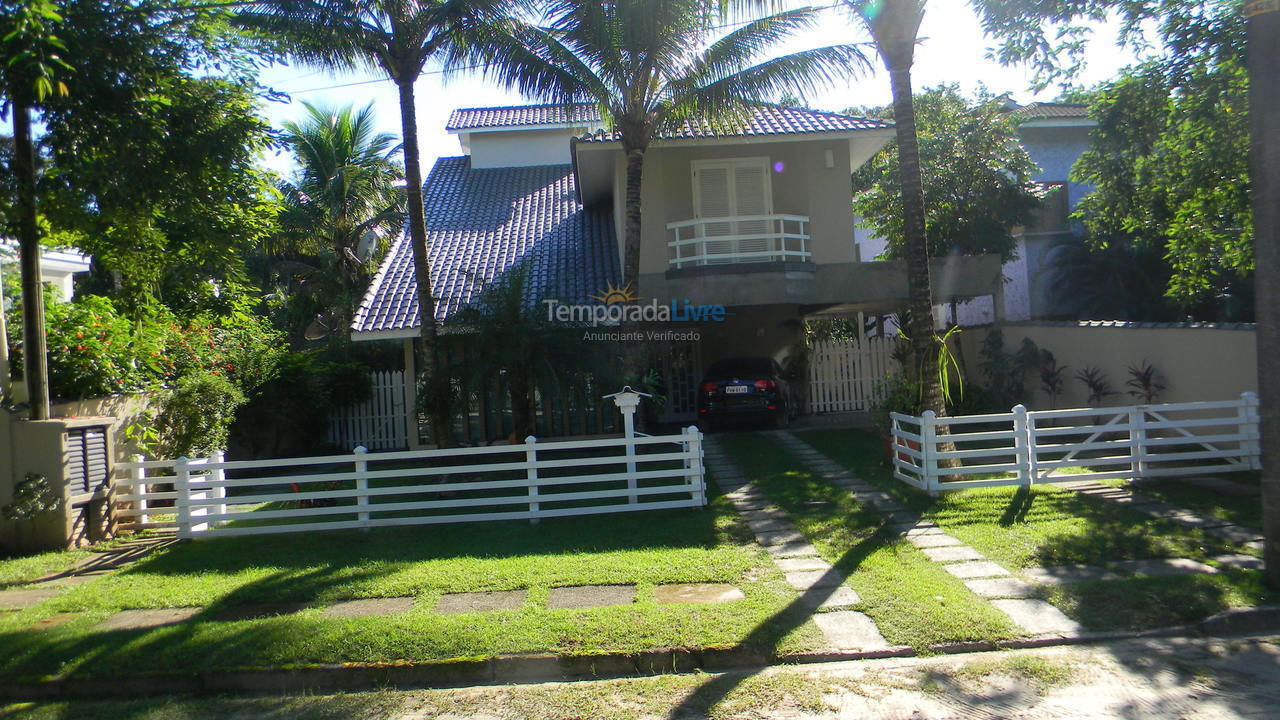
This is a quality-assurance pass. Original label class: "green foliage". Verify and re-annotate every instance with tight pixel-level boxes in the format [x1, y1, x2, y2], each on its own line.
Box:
[232, 350, 372, 457]
[1, 473, 62, 521]
[5, 293, 285, 400]
[978, 329, 1039, 408]
[1038, 350, 1068, 408]
[0, 0, 72, 102]
[1076, 366, 1117, 406]
[851, 85, 1045, 262]
[150, 371, 247, 458]
[1040, 236, 1179, 320]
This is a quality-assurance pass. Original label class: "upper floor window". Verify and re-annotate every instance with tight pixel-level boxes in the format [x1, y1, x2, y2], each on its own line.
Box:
[693, 157, 773, 221]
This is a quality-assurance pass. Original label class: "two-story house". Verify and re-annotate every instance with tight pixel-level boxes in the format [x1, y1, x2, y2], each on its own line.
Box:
[350, 103, 1003, 444]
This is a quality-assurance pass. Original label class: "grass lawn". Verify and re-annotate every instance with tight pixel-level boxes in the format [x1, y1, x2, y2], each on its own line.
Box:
[0, 550, 90, 589]
[1127, 473, 1263, 530]
[714, 433, 1020, 649]
[0, 482, 826, 683]
[794, 429, 1274, 632]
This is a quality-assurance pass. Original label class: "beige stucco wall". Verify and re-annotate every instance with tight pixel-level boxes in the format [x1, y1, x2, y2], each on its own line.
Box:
[958, 323, 1258, 410]
[466, 128, 590, 169]
[611, 138, 859, 278]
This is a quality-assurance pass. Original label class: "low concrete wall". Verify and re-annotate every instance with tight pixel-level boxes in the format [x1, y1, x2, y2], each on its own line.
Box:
[958, 321, 1258, 410]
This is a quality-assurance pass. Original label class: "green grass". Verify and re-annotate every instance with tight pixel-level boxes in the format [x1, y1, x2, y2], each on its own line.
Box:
[794, 429, 1275, 632]
[0, 550, 90, 589]
[715, 433, 1020, 649]
[1127, 474, 1263, 530]
[0, 486, 826, 682]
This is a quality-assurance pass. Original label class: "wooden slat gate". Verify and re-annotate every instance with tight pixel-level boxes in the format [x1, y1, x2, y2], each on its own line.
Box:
[327, 370, 409, 451]
[807, 333, 899, 413]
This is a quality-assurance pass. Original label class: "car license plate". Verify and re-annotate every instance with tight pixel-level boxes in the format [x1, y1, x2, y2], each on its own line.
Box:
[725, 385, 748, 394]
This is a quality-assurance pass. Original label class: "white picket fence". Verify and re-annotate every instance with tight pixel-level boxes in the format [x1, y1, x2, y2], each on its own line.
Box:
[327, 370, 409, 451]
[807, 336, 899, 413]
[891, 394, 1261, 493]
[113, 428, 706, 539]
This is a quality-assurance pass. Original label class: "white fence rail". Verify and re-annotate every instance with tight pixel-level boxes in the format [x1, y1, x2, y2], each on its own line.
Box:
[113, 428, 706, 539]
[666, 214, 810, 269]
[891, 394, 1260, 493]
[807, 334, 900, 413]
[327, 370, 409, 451]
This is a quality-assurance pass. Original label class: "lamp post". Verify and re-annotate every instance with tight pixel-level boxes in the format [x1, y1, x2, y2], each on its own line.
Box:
[604, 386, 653, 504]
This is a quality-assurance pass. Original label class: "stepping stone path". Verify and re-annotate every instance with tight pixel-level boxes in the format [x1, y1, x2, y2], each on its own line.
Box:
[548, 585, 636, 610]
[211, 602, 310, 622]
[701, 436, 892, 653]
[1059, 479, 1265, 547]
[773, 431, 1084, 639]
[323, 597, 416, 618]
[435, 590, 526, 614]
[653, 583, 744, 605]
[1022, 558, 1218, 586]
[95, 607, 201, 631]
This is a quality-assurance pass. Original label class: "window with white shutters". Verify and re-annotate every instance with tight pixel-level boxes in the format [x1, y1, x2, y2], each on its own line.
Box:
[692, 158, 773, 263]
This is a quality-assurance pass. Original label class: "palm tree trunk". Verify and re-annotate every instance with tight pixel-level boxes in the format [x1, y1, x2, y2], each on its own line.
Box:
[623, 145, 645, 290]
[1247, 5, 1280, 586]
[396, 77, 452, 447]
[886, 66, 943, 417]
[13, 99, 50, 420]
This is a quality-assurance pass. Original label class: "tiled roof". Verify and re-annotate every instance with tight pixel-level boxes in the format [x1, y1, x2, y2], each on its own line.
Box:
[579, 104, 890, 143]
[1008, 102, 1090, 121]
[352, 157, 619, 335]
[446, 104, 601, 131]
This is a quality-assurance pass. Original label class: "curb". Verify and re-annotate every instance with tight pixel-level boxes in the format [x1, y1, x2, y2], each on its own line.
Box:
[3, 605, 1278, 701]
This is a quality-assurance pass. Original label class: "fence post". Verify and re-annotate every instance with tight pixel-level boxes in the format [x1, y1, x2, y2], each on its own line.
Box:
[209, 450, 227, 529]
[921, 410, 939, 495]
[1129, 407, 1147, 480]
[525, 436, 540, 524]
[1013, 405, 1031, 487]
[130, 454, 147, 527]
[175, 456, 191, 540]
[1241, 392, 1262, 470]
[686, 425, 705, 507]
[354, 445, 369, 530]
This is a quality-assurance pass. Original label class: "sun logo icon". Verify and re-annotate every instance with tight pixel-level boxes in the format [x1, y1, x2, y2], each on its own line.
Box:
[590, 281, 639, 305]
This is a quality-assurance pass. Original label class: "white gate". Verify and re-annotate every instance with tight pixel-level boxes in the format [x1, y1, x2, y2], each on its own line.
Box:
[807, 334, 899, 413]
[661, 339, 703, 423]
[327, 370, 409, 451]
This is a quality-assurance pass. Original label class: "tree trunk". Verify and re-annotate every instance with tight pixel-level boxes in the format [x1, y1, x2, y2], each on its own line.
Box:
[622, 145, 645, 291]
[1247, 4, 1280, 587]
[886, 66, 943, 417]
[396, 77, 452, 446]
[507, 370, 533, 443]
[13, 100, 50, 420]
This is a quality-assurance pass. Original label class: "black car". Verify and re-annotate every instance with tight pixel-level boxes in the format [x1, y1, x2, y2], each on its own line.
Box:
[696, 357, 793, 431]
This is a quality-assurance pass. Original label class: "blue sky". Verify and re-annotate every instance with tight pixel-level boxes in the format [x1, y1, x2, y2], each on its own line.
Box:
[255, 3, 1143, 178]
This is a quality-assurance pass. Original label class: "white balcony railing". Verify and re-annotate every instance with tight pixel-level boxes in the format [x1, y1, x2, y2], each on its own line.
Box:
[666, 214, 810, 269]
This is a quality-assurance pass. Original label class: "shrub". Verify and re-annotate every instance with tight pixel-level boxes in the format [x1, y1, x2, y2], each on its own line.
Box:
[151, 371, 248, 457]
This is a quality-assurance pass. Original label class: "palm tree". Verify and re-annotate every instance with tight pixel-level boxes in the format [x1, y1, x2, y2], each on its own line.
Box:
[237, 0, 512, 445]
[840, 0, 944, 416]
[475, 0, 871, 294]
[273, 101, 405, 339]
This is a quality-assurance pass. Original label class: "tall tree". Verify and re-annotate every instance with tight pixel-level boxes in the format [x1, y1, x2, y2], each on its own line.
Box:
[843, 0, 945, 416]
[852, 84, 1045, 263]
[237, 0, 514, 447]
[273, 101, 405, 340]
[972, 0, 1280, 586]
[474, 0, 870, 294]
[1, 0, 71, 420]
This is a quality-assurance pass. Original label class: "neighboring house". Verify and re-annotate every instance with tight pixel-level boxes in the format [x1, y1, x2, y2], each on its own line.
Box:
[351, 103, 1003, 443]
[0, 239, 93, 303]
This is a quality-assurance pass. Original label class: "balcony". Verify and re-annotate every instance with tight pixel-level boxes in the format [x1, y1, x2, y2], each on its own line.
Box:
[666, 215, 810, 270]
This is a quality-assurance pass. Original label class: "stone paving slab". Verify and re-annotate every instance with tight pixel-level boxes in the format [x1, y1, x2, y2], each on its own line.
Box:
[729, 498, 772, 512]
[435, 590, 527, 614]
[1209, 524, 1265, 544]
[1181, 476, 1260, 496]
[745, 517, 793, 533]
[1212, 554, 1265, 570]
[990, 598, 1083, 636]
[322, 597, 416, 618]
[26, 612, 82, 630]
[797, 585, 862, 610]
[901, 526, 944, 537]
[546, 585, 636, 610]
[812, 610, 890, 650]
[738, 508, 785, 523]
[763, 541, 821, 558]
[1164, 511, 1232, 529]
[211, 602, 310, 622]
[905, 533, 964, 549]
[1114, 557, 1217, 577]
[1023, 564, 1124, 585]
[653, 583, 744, 605]
[96, 607, 201, 631]
[754, 529, 809, 546]
[964, 577, 1037, 599]
[774, 556, 832, 572]
[921, 546, 986, 563]
[784, 569, 846, 592]
[942, 561, 1011, 580]
[0, 587, 61, 610]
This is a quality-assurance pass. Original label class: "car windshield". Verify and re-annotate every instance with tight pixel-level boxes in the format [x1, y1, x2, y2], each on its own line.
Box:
[705, 358, 773, 379]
